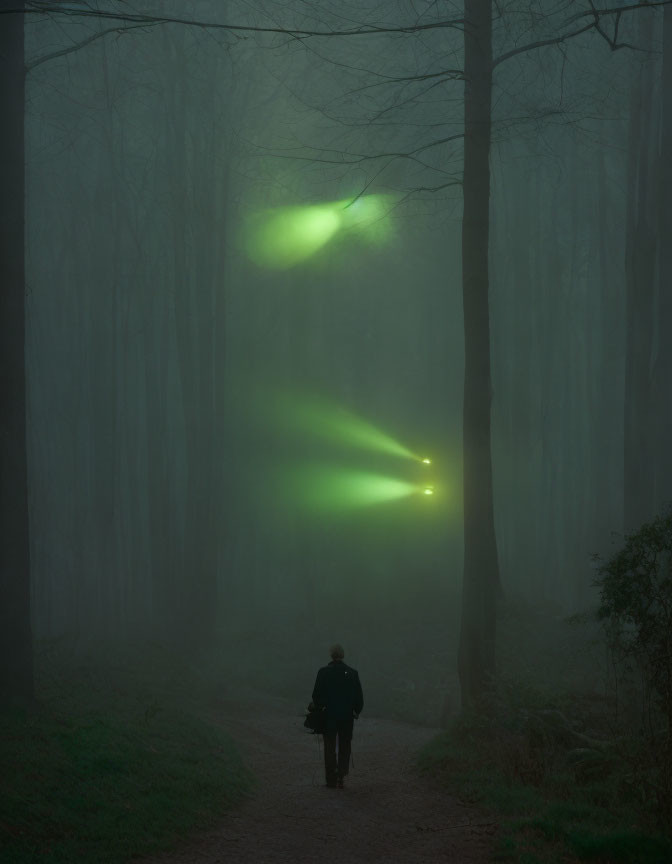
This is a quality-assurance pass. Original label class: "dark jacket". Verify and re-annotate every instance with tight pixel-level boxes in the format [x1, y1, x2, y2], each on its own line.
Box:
[312, 660, 364, 736]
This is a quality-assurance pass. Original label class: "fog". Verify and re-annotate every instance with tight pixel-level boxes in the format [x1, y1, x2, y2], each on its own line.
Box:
[3, 0, 671, 765]
[4, 3, 672, 860]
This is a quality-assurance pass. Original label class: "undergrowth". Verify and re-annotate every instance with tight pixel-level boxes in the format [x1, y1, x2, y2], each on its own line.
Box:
[0, 650, 253, 864]
[418, 680, 672, 864]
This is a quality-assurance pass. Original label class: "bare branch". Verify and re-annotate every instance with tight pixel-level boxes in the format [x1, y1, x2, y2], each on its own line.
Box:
[10, 3, 465, 39]
[340, 69, 464, 99]
[493, 21, 595, 67]
[395, 181, 463, 208]
[26, 21, 162, 70]
[493, 0, 669, 67]
[563, 0, 670, 27]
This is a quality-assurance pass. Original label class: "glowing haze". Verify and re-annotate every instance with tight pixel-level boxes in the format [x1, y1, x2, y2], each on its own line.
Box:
[245, 195, 395, 269]
[275, 393, 417, 460]
[287, 466, 422, 511]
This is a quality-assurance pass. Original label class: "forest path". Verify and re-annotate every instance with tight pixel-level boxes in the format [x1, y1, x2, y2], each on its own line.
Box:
[138, 690, 496, 864]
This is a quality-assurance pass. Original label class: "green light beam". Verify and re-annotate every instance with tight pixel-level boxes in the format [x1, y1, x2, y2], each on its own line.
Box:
[244, 194, 396, 270]
[289, 467, 422, 512]
[245, 204, 341, 270]
[277, 395, 417, 460]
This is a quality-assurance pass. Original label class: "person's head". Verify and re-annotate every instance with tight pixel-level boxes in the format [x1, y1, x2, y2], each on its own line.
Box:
[329, 643, 345, 661]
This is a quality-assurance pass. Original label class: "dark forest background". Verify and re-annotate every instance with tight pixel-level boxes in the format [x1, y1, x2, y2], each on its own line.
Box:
[2, 1, 672, 859]
[19, 1, 671, 668]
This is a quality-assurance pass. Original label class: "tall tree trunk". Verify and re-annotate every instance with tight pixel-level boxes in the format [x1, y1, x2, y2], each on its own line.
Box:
[594, 152, 624, 552]
[166, 28, 218, 652]
[89, 38, 119, 640]
[458, 0, 500, 709]
[654, 6, 672, 511]
[624, 18, 657, 533]
[0, 1, 34, 705]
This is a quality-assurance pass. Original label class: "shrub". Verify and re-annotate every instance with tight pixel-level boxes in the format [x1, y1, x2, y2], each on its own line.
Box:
[594, 508, 672, 828]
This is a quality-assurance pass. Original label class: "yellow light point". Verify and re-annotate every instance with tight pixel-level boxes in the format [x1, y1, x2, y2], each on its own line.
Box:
[423, 488, 434, 496]
[421, 458, 431, 465]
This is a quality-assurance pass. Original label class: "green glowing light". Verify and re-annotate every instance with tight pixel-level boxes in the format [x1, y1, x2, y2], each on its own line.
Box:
[245, 194, 396, 269]
[341, 195, 391, 236]
[245, 204, 341, 269]
[423, 488, 434, 496]
[277, 395, 416, 460]
[290, 466, 420, 511]
[421, 458, 431, 465]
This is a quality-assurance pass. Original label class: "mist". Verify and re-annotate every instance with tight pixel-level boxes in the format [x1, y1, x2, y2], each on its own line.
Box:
[2, 2, 672, 862]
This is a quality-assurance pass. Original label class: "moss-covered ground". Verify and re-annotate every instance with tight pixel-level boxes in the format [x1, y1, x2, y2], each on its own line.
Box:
[0, 651, 253, 864]
[418, 709, 672, 864]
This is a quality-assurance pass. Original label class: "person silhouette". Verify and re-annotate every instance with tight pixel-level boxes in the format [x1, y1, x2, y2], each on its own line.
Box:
[311, 643, 364, 788]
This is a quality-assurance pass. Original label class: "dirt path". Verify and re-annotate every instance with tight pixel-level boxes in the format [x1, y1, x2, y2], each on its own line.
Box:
[139, 692, 496, 864]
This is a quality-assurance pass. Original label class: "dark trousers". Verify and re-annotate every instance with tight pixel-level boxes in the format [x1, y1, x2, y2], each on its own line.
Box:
[323, 729, 351, 783]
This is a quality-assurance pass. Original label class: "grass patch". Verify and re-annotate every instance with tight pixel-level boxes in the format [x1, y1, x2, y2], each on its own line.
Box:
[0, 662, 253, 864]
[419, 717, 672, 864]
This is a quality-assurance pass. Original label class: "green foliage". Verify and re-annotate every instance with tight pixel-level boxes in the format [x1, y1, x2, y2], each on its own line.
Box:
[418, 677, 672, 864]
[0, 664, 253, 864]
[594, 508, 672, 829]
[566, 829, 672, 862]
[595, 508, 672, 718]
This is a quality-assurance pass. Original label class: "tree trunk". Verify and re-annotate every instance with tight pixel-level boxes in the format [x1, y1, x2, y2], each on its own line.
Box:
[0, 0, 34, 705]
[654, 6, 672, 512]
[624, 18, 657, 533]
[166, 28, 218, 652]
[88, 38, 119, 641]
[458, 0, 500, 709]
